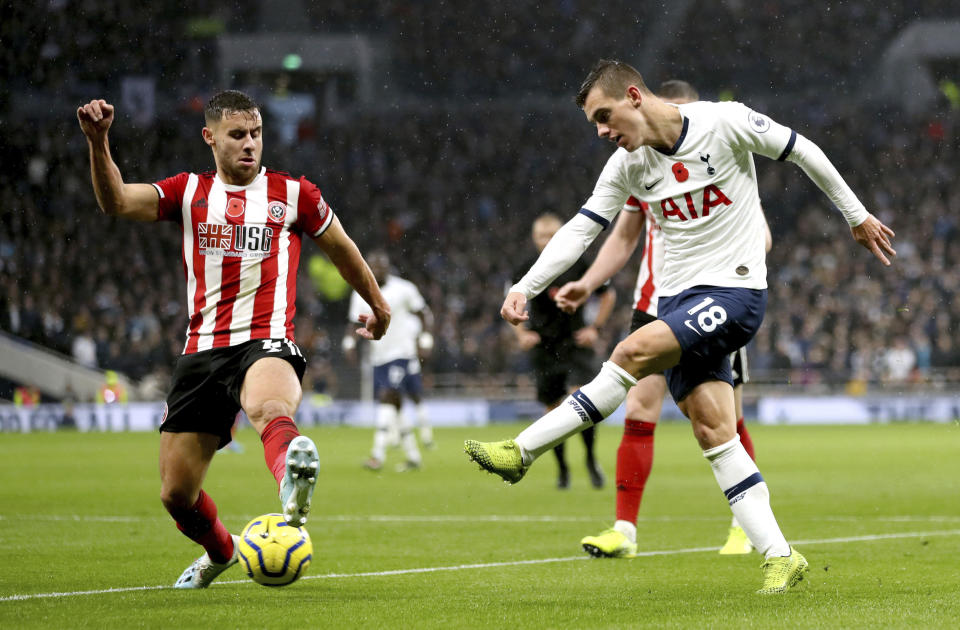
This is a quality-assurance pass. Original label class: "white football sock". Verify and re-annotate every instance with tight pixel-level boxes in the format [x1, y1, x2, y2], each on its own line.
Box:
[516, 361, 637, 464]
[415, 402, 433, 444]
[372, 403, 397, 461]
[613, 520, 637, 543]
[703, 436, 790, 558]
[397, 411, 422, 464]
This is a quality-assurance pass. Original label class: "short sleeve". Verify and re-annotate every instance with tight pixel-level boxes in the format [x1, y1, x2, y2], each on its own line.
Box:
[715, 101, 797, 162]
[296, 177, 335, 237]
[152, 172, 190, 223]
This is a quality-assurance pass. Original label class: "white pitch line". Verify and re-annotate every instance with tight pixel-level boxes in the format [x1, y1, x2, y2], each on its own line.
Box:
[4, 513, 960, 524]
[2, 528, 959, 603]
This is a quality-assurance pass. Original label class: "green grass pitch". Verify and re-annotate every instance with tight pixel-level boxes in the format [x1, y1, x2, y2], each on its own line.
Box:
[1, 421, 958, 628]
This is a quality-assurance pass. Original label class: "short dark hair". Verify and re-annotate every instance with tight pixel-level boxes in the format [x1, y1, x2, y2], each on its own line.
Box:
[204, 90, 259, 125]
[575, 59, 650, 108]
[657, 80, 699, 102]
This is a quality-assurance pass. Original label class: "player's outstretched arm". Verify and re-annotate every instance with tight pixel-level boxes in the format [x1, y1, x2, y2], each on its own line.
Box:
[850, 214, 896, 266]
[313, 216, 390, 339]
[77, 99, 160, 221]
[785, 133, 895, 266]
[556, 210, 643, 314]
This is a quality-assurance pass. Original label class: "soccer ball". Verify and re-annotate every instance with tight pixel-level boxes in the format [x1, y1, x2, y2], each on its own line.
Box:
[237, 513, 313, 586]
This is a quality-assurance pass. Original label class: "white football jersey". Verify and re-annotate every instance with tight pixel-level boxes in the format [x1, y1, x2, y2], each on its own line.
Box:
[348, 274, 426, 366]
[582, 101, 795, 297]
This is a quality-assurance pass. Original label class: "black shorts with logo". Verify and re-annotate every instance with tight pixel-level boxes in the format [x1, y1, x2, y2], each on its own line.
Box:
[161, 338, 307, 448]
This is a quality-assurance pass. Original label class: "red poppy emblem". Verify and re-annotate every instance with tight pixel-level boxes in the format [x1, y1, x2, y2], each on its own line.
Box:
[672, 162, 689, 183]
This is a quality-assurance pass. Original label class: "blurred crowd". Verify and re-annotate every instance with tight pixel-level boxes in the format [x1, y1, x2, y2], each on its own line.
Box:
[1, 0, 958, 400]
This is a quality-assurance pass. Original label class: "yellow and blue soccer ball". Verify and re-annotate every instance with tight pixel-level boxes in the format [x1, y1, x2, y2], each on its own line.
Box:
[237, 513, 313, 586]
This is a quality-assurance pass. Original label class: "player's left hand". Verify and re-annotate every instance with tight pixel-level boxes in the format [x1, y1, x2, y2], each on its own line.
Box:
[501, 292, 529, 325]
[851, 214, 896, 266]
[573, 326, 599, 347]
[357, 311, 390, 340]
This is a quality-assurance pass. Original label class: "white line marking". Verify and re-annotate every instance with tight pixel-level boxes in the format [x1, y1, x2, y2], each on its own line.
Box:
[3, 528, 958, 602]
[5, 514, 960, 524]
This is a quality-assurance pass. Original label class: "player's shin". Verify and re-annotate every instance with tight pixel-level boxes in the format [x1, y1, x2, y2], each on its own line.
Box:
[516, 361, 636, 464]
[260, 416, 301, 487]
[167, 490, 235, 564]
[615, 419, 656, 524]
[703, 436, 790, 558]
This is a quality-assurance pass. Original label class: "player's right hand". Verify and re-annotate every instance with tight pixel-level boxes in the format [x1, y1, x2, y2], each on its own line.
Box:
[554, 280, 589, 314]
[77, 99, 115, 139]
[501, 291, 529, 325]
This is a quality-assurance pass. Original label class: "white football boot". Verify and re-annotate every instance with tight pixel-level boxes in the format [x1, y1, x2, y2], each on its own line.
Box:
[174, 534, 240, 589]
[279, 435, 319, 527]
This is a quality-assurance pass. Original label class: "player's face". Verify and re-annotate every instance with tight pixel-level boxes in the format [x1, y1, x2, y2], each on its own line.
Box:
[583, 86, 641, 151]
[204, 109, 263, 186]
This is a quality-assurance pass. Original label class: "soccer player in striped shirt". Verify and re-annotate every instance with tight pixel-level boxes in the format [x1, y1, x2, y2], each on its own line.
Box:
[77, 91, 391, 588]
[466, 60, 895, 593]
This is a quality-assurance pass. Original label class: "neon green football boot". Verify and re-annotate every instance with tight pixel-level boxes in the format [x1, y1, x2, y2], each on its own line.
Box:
[463, 439, 527, 484]
[757, 547, 809, 594]
[581, 528, 637, 558]
[719, 526, 754, 555]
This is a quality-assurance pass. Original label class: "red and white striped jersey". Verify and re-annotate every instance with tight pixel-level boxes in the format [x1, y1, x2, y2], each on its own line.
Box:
[153, 167, 334, 354]
[622, 196, 664, 317]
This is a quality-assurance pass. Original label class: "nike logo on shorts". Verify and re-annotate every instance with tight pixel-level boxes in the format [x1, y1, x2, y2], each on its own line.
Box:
[683, 320, 702, 336]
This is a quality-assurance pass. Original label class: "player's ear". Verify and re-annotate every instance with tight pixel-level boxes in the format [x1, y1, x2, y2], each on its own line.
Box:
[627, 86, 643, 107]
[201, 126, 215, 147]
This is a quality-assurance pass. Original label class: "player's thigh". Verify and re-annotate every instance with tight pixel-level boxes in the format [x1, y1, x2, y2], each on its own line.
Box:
[158, 430, 220, 504]
[610, 320, 682, 377]
[240, 357, 303, 431]
[677, 380, 737, 449]
[625, 373, 668, 421]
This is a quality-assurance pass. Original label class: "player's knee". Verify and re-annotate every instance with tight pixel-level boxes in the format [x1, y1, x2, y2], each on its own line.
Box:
[611, 337, 656, 376]
[160, 485, 195, 511]
[246, 397, 296, 428]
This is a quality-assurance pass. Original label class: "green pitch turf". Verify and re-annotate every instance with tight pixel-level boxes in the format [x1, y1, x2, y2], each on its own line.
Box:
[1, 421, 958, 629]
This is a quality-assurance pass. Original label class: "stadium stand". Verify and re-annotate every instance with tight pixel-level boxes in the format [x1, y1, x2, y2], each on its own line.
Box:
[1, 0, 958, 402]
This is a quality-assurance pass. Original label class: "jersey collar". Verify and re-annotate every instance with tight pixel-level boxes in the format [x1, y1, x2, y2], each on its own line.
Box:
[654, 116, 689, 156]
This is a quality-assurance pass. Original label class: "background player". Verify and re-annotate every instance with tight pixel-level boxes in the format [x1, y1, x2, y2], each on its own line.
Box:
[77, 91, 390, 588]
[467, 60, 895, 594]
[511, 213, 615, 489]
[345, 250, 434, 472]
[558, 80, 771, 557]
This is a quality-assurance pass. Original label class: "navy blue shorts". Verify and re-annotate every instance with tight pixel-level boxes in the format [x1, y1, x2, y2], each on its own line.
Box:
[373, 357, 423, 399]
[658, 286, 766, 402]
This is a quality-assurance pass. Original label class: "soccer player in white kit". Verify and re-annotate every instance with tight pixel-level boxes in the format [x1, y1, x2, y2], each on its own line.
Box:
[345, 250, 434, 471]
[557, 80, 770, 558]
[465, 60, 896, 594]
[77, 91, 391, 589]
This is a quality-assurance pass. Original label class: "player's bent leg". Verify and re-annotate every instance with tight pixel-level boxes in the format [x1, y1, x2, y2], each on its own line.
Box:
[241, 357, 318, 526]
[159, 431, 238, 579]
